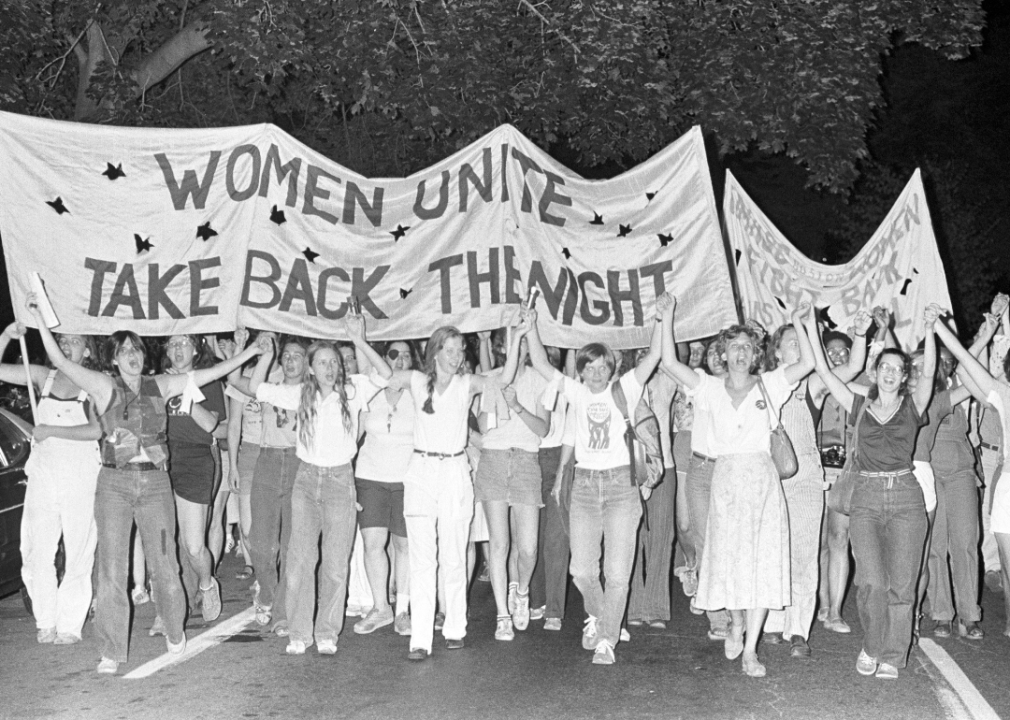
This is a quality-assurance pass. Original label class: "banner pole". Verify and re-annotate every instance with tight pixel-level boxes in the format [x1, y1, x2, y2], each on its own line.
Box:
[19, 335, 38, 424]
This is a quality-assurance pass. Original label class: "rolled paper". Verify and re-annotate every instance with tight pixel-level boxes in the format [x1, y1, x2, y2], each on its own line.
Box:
[29, 272, 60, 329]
[19, 336, 38, 424]
[178, 370, 206, 415]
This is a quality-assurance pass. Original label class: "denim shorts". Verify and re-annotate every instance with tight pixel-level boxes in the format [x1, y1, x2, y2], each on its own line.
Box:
[355, 477, 407, 537]
[474, 448, 543, 507]
[169, 442, 216, 505]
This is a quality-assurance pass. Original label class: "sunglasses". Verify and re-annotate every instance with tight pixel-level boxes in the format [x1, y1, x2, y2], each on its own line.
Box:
[387, 349, 403, 361]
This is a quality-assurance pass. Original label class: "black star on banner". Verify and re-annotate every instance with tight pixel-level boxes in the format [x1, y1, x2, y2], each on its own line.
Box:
[390, 224, 410, 242]
[562, 248, 571, 260]
[617, 224, 632, 237]
[589, 213, 604, 226]
[657, 233, 673, 247]
[134, 234, 153, 253]
[196, 222, 218, 241]
[646, 191, 656, 201]
[399, 288, 413, 300]
[816, 306, 837, 330]
[270, 205, 286, 225]
[46, 197, 69, 215]
[303, 247, 320, 263]
[102, 163, 125, 180]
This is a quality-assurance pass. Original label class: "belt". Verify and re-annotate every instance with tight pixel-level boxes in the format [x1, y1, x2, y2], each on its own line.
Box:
[981, 442, 1001, 452]
[692, 452, 716, 464]
[104, 461, 159, 471]
[413, 449, 465, 460]
[858, 469, 913, 478]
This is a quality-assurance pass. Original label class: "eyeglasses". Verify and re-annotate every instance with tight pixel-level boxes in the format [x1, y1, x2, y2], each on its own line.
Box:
[878, 363, 904, 376]
[166, 340, 193, 351]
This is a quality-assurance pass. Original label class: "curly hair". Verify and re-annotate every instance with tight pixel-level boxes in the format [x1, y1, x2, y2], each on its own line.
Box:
[422, 327, 466, 415]
[717, 325, 765, 374]
[298, 341, 352, 449]
[871, 348, 912, 397]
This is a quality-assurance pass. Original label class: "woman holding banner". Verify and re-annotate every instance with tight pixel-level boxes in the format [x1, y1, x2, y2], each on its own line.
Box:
[665, 304, 814, 677]
[24, 294, 268, 674]
[804, 305, 938, 679]
[0, 324, 101, 645]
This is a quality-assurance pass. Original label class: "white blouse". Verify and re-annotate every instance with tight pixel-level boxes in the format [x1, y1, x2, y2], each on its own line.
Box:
[686, 366, 796, 457]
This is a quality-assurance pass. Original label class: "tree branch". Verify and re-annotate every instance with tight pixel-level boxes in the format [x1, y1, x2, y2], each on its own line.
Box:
[130, 23, 211, 94]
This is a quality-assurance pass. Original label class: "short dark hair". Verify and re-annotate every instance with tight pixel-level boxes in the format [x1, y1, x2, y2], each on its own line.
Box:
[575, 342, 616, 379]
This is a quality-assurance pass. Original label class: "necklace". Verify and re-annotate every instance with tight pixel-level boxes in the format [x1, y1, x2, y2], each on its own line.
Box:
[386, 388, 403, 433]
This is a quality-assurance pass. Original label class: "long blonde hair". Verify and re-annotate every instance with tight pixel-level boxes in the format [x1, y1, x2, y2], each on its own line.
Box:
[422, 326, 465, 414]
[298, 341, 352, 449]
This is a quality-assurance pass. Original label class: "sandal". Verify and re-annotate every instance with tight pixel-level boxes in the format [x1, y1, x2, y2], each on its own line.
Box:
[236, 564, 255, 580]
[957, 621, 984, 640]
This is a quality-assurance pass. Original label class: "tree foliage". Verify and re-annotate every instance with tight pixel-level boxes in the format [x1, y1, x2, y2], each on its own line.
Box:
[0, 0, 987, 188]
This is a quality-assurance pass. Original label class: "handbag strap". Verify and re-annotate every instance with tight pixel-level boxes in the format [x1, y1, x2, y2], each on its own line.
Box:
[847, 393, 870, 467]
[756, 377, 784, 431]
[611, 381, 637, 487]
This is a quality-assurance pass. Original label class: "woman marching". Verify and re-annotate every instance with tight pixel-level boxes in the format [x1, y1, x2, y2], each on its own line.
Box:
[384, 322, 527, 660]
[246, 314, 390, 655]
[24, 295, 268, 673]
[805, 304, 940, 679]
[664, 303, 815, 677]
[526, 294, 673, 666]
[0, 323, 101, 645]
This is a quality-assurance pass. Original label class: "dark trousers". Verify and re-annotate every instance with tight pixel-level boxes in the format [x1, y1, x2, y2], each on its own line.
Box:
[529, 446, 572, 619]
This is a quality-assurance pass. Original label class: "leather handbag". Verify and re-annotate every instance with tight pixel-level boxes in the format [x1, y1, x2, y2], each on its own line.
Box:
[826, 398, 868, 516]
[757, 377, 798, 480]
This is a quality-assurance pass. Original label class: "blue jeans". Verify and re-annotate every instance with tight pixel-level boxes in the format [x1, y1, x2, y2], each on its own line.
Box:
[927, 468, 981, 623]
[569, 465, 642, 648]
[285, 462, 357, 645]
[249, 446, 298, 621]
[629, 468, 676, 622]
[94, 467, 186, 662]
[850, 472, 927, 668]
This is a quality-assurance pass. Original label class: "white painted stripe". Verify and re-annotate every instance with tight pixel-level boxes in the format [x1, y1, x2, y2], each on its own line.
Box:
[123, 606, 257, 680]
[918, 639, 1002, 720]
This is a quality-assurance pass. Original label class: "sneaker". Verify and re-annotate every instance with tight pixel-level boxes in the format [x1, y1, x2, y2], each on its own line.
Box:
[507, 582, 518, 614]
[224, 533, 236, 555]
[166, 633, 187, 655]
[131, 586, 150, 606]
[675, 566, 698, 597]
[544, 618, 562, 631]
[707, 627, 729, 641]
[54, 633, 81, 645]
[648, 620, 667, 630]
[37, 627, 57, 644]
[856, 649, 877, 676]
[394, 611, 411, 636]
[445, 638, 465, 650]
[200, 578, 222, 623]
[434, 611, 445, 631]
[286, 640, 309, 655]
[875, 663, 899, 679]
[407, 647, 429, 661]
[513, 589, 530, 631]
[495, 616, 515, 641]
[317, 639, 337, 655]
[582, 616, 600, 650]
[592, 640, 616, 665]
[149, 616, 167, 637]
[354, 606, 395, 634]
[96, 657, 119, 674]
[254, 604, 272, 627]
[530, 605, 546, 621]
[620, 628, 631, 642]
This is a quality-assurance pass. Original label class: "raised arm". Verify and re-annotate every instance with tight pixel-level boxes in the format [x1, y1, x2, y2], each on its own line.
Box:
[913, 305, 940, 416]
[158, 336, 267, 399]
[345, 312, 391, 381]
[524, 309, 558, 384]
[476, 313, 530, 394]
[802, 308, 854, 411]
[477, 331, 493, 374]
[25, 296, 116, 411]
[633, 292, 672, 386]
[933, 312, 998, 400]
[659, 296, 701, 390]
[0, 323, 49, 388]
[246, 334, 277, 396]
[783, 303, 816, 384]
[807, 311, 871, 404]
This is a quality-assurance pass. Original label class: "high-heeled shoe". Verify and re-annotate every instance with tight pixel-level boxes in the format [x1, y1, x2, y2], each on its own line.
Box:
[957, 621, 984, 640]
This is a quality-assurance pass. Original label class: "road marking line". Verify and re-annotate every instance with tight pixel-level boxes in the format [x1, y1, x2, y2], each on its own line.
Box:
[918, 638, 1001, 720]
[123, 606, 257, 680]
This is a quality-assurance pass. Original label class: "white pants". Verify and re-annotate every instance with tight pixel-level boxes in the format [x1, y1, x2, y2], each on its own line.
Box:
[980, 448, 1003, 572]
[403, 455, 473, 652]
[913, 461, 937, 514]
[21, 459, 99, 636]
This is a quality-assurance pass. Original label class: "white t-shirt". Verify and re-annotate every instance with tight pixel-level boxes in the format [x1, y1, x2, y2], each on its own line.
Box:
[557, 369, 644, 471]
[541, 392, 569, 450]
[687, 366, 796, 457]
[410, 372, 472, 455]
[985, 384, 1010, 532]
[256, 373, 384, 467]
[482, 367, 549, 453]
[357, 388, 415, 483]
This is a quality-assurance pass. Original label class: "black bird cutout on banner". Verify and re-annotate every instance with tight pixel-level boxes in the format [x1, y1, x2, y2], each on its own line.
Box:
[390, 224, 410, 242]
[816, 306, 838, 330]
[617, 224, 632, 237]
[589, 213, 604, 226]
[658, 233, 673, 247]
[46, 197, 69, 215]
[270, 205, 286, 225]
[646, 192, 656, 201]
[303, 247, 320, 263]
[399, 288, 413, 300]
[196, 222, 218, 241]
[134, 234, 153, 253]
[562, 248, 571, 260]
[102, 163, 125, 180]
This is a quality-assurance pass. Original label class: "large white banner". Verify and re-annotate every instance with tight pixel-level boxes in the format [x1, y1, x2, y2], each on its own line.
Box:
[0, 111, 737, 348]
[725, 169, 952, 350]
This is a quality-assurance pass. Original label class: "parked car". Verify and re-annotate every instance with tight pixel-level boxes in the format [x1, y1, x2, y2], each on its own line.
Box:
[0, 408, 31, 603]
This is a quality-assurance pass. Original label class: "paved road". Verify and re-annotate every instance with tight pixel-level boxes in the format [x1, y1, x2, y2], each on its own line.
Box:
[2, 553, 1008, 720]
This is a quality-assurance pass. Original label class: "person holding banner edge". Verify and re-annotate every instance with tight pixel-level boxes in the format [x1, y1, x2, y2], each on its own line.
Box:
[0, 324, 102, 645]
[24, 293, 271, 674]
[803, 303, 939, 679]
